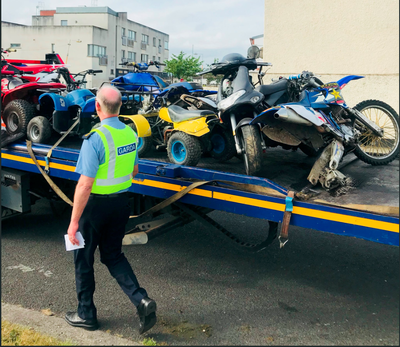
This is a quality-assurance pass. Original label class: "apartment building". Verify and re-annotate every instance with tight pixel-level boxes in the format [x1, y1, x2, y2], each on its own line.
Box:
[1, 6, 170, 88]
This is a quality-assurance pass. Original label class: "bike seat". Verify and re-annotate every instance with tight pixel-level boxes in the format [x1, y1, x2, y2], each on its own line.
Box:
[168, 105, 215, 123]
[255, 79, 288, 96]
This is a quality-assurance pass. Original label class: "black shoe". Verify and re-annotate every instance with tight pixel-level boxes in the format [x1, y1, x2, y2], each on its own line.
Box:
[137, 297, 157, 334]
[65, 311, 99, 331]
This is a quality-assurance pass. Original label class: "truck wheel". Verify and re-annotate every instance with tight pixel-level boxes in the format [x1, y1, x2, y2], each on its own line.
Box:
[167, 132, 202, 166]
[27, 116, 52, 144]
[127, 123, 153, 157]
[239, 125, 263, 176]
[353, 99, 400, 165]
[3, 100, 36, 135]
[210, 127, 236, 162]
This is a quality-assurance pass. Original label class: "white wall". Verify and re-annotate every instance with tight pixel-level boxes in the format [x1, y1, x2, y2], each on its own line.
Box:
[263, 0, 399, 112]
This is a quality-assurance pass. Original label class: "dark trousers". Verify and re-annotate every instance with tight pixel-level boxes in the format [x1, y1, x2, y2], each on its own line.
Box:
[74, 193, 148, 320]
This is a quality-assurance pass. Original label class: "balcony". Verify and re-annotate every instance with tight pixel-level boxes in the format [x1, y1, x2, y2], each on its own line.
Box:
[122, 36, 127, 46]
[99, 55, 108, 65]
[141, 42, 147, 50]
[127, 39, 134, 47]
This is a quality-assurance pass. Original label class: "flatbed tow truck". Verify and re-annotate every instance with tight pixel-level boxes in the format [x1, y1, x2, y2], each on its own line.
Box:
[1, 135, 398, 250]
[1, 54, 398, 250]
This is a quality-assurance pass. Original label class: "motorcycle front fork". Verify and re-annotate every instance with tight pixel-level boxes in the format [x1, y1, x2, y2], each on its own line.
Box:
[230, 112, 266, 156]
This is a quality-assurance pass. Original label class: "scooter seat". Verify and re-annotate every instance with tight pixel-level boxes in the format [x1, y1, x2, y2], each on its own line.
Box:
[255, 79, 288, 96]
[168, 105, 216, 123]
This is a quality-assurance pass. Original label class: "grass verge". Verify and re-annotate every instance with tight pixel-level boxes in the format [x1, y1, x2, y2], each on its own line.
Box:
[1, 320, 75, 346]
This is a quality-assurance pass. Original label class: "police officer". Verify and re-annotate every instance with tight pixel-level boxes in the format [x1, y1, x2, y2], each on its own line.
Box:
[65, 85, 157, 334]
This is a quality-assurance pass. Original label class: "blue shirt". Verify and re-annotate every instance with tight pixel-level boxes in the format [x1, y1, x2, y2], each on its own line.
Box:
[75, 118, 139, 187]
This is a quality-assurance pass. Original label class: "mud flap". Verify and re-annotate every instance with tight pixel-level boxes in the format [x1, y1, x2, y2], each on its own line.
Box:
[278, 191, 295, 248]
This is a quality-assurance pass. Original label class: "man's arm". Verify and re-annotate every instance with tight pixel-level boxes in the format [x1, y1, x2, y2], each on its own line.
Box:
[132, 164, 139, 178]
[67, 175, 95, 245]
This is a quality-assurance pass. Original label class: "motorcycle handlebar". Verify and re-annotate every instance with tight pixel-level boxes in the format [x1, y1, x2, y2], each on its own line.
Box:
[92, 70, 103, 74]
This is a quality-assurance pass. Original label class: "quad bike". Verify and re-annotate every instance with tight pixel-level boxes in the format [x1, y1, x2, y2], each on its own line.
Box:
[1, 50, 66, 138]
[32, 67, 105, 143]
[117, 85, 235, 166]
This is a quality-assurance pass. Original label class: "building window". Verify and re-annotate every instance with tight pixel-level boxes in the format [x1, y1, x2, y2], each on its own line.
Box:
[61, 20, 68, 26]
[141, 34, 149, 44]
[111, 69, 114, 75]
[128, 51, 136, 62]
[122, 50, 125, 58]
[153, 56, 156, 62]
[87, 44, 106, 57]
[141, 54, 149, 63]
[153, 37, 156, 47]
[128, 30, 136, 41]
[121, 27, 126, 37]
[158, 57, 161, 62]
[10, 43, 21, 49]
[164, 41, 169, 50]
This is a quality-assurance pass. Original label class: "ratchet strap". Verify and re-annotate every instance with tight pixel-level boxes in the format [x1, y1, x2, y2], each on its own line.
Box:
[26, 140, 74, 206]
[130, 180, 213, 219]
[44, 118, 80, 173]
[278, 190, 295, 248]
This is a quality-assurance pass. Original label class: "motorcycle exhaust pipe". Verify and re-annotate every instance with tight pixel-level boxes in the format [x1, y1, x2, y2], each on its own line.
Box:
[274, 108, 313, 126]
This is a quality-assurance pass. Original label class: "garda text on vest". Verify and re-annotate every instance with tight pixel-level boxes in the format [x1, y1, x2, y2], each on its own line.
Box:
[117, 143, 136, 156]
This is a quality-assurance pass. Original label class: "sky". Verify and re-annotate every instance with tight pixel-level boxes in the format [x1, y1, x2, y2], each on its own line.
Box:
[1, 0, 265, 66]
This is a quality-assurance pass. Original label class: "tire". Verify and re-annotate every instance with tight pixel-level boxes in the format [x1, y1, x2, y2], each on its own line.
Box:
[3, 99, 36, 135]
[353, 99, 399, 165]
[127, 123, 153, 157]
[167, 131, 202, 166]
[239, 125, 263, 176]
[27, 116, 52, 144]
[210, 127, 236, 162]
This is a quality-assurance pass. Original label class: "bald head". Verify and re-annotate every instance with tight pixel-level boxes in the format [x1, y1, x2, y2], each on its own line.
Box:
[96, 85, 122, 116]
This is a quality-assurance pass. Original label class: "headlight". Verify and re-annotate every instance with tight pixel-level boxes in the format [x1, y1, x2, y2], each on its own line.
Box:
[218, 90, 246, 111]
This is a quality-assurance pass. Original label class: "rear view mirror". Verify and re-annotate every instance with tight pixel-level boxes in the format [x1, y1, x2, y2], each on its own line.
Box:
[247, 45, 260, 59]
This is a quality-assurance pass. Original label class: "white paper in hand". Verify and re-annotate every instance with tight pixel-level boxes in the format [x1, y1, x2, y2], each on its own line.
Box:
[64, 232, 85, 251]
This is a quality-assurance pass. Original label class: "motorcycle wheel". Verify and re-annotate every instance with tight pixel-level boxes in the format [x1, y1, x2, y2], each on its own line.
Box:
[127, 123, 153, 157]
[353, 99, 399, 165]
[27, 116, 52, 144]
[210, 127, 236, 162]
[3, 99, 36, 135]
[167, 131, 202, 166]
[239, 125, 263, 176]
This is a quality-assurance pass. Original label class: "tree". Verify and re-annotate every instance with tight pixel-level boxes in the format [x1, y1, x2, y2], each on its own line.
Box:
[202, 58, 223, 85]
[164, 52, 203, 80]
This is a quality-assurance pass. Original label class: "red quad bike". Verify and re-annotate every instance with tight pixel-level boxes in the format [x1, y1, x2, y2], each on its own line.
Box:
[1, 49, 67, 140]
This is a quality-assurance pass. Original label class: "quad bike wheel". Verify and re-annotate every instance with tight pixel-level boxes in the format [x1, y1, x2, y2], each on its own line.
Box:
[27, 116, 52, 144]
[128, 123, 153, 157]
[210, 127, 236, 162]
[3, 99, 36, 135]
[353, 99, 400, 165]
[239, 125, 263, 176]
[167, 131, 202, 166]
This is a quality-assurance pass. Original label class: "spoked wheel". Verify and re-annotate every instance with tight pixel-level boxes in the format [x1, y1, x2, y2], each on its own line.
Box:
[353, 100, 399, 165]
[238, 125, 263, 176]
[167, 132, 202, 166]
[127, 123, 153, 157]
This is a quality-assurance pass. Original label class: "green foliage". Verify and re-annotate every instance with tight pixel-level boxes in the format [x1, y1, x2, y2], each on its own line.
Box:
[142, 337, 158, 346]
[164, 52, 203, 80]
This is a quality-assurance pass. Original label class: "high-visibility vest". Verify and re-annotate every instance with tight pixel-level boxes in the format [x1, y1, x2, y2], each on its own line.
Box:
[90, 124, 137, 194]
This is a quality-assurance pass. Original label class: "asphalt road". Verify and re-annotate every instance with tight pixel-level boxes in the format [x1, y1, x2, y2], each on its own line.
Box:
[2, 194, 399, 345]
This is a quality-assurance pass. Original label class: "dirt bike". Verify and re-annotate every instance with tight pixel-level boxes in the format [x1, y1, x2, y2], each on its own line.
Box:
[251, 71, 399, 190]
